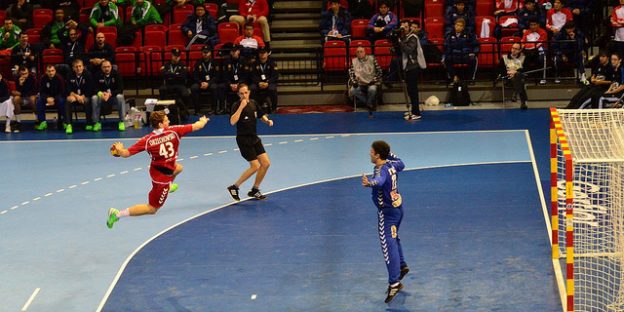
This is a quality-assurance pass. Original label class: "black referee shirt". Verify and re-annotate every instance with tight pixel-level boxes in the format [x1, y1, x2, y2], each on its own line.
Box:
[231, 99, 265, 137]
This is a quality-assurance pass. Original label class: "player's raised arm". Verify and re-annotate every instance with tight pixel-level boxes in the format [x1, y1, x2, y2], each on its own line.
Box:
[192, 115, 210, 131]
[387, 152, 405, 172]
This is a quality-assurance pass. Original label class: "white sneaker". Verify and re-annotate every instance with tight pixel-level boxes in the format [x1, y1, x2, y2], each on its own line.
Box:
[406, 114, 422, 121]
[554, 79, 561, 84]
[539, 79, 547, 85]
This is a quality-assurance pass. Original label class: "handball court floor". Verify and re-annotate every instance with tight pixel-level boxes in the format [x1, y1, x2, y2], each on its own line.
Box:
[0, 109, 562, 312]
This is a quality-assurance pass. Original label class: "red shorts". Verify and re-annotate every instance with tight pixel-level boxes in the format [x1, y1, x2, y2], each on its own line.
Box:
[148, 166, 174, 209]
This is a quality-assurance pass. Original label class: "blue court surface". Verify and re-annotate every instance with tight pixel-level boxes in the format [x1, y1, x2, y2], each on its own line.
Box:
[0, 109, 561, 311]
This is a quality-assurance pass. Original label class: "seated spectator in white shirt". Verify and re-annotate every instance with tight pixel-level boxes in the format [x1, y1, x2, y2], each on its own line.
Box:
[234, 22, 266, 59]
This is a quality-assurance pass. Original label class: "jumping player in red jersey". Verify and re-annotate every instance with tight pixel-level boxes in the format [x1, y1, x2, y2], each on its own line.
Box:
[106, 111, 209, 229]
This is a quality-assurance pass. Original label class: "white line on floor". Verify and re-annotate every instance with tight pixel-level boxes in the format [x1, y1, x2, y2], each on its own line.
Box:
[21, 201, 29, 205]
[20, 288, 40, 311]
[189, 156, 198, 159]
[81, 181, 90, 185]
[68, 185, 77, 189]
[93, 178, 102, 182]
[10, 205, 18, 210]
[204, 153, 213, 156]
[32, 197, 41, 201]
[218, 150, 227, 153]
[44, 193, 53, 197]
[133, 168, 142, 171]
[120, 171, 128, 175]
[1, 210, 7, 214]
[107, 174, 115, 178]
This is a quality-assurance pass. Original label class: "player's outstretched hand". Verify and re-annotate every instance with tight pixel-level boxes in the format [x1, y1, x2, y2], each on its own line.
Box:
[110, 142, 124, 157]
[267, 119, 274, 127]
[361, 174, 370, 187]
[192, 116, 210, 131]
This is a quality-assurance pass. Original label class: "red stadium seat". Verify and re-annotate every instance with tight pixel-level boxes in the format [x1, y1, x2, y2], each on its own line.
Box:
[139, 46, 162, 76]
[349, 39, 372, 60]
[42, 54, 65, 69]
[84, 0, 99, 7]
[424, 0, 444, 19]
[500, 36, 521, 54]
[477, 37, 497, 68]
[97, 26, 117, 35]
[115, 46, 138, 77]
[0, 10, 6, 23]
[351, 19, 368, 39]
[213, 43, 225, 62]
[144, 30, 166, 46]
[427, 38, 445, 69]
[218, 22, 239, 44]
[168, 24, 187, 46]
[145, 24, 167, 32]
[374, 39, 393, 70]
[131, 30, 143, 48]
[205, 3, 218, 19]
[476, 16, 495, 38]
[424, 17, 444, 39]
[323, 40, 347, 72]
[24, 28, 41, 45]
[164, 45, 187, 63]
[498, 15, 519, 37]
[33, 9, 53, 29]
[101, 31, 117, 48]
[173, 7, 193, 24]
[476, 0, 496, 17]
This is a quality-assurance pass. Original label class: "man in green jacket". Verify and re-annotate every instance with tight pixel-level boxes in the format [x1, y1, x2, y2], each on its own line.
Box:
[89, 0, 122, 30]
[0, 19, 22, 50]
[131, 0, 162, 26]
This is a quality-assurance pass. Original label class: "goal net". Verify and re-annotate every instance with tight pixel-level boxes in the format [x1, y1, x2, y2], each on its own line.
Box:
[551, 108, 624, 312]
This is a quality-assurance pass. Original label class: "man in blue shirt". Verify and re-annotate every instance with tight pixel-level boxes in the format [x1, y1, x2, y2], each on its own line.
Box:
[362, 140, 409, 303]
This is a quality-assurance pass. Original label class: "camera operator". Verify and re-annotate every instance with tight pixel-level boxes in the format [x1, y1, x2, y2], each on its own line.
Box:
[395, 19, 426, 120]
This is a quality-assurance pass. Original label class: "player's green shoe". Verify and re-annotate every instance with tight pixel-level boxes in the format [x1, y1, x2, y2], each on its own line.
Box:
[34, 121, 47, 131]
[93, 122, 102, 132]
[169, 183, 179, 193]
[107, 208, 119, 229]
[65, 123, 73, 134]
[85, 124, 93, 131]
[118, 121, 125, 131]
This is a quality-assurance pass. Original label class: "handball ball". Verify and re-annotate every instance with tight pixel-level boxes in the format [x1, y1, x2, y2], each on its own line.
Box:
[425, 95, 440, 106]
[110, 145, 120, 157]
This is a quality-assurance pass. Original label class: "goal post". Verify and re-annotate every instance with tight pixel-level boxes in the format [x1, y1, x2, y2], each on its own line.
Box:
[550, 108, 624, 312]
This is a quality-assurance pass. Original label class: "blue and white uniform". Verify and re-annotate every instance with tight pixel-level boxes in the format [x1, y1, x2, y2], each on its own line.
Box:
[368, 153, 407, 284]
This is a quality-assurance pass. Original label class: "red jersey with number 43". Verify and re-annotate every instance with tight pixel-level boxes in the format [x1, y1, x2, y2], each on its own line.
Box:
[127, 125, 193, 174]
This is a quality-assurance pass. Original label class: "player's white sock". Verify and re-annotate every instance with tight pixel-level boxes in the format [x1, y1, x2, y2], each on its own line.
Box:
[118, 209, 130, 218]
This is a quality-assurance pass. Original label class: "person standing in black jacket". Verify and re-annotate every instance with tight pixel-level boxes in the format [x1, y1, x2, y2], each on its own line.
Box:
[35, 65, 66, 131]
[191, 46, 222, 115]
[92, 60, 126, 131]
[57, 21, 88, 77]
[65, 59, 96, 134]
[398, 19, 426, 120]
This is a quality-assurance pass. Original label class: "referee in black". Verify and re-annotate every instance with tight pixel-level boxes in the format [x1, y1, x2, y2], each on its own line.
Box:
[227, 83, 274, 201]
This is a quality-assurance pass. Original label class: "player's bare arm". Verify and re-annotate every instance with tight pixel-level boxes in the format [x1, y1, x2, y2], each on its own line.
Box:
[192, 116, 210, 131]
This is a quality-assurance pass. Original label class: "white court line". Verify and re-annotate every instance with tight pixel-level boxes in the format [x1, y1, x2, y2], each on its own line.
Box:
[68, 185, 77, 189]
[32, 197, 41, 201]
[133, 168, 142, 171]
[56, 189, 65, 192]
[44, 193, 53, 197]
[279, 141, 288, 144]
[233, 148, 239, 151]
[97, 159, 533, 312]
[21, 288, 40, 311]
[204, 153, 213, 156]
[10, 205, 18, 210]
[178, 158, 184, 161]
[524, 130, 566, 311]
[325, 136, 335, 139]
[81, 181, 90, 185]
[218, 150, 227, 154]
[21, 201, 29, 205]
[1, 210, 7, 214]
[264, 143, 272, 146]
[120, 171, 128, 175]
[310, 137, 319, 141]
[93, 178, 102, 182]
[294, 139, 304, 143]
[107, 174, 115, 178]
[189, 156, 198, 159]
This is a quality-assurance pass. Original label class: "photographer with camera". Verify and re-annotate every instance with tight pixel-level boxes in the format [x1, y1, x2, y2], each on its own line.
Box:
[349, 46, 382, 118]
[395, 19, 426, 121]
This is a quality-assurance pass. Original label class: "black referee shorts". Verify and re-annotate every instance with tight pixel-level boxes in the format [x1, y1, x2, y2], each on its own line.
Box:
[236, 136, 266, 161]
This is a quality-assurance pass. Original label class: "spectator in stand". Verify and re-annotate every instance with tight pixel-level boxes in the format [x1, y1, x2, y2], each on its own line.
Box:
[89, 0, 122, 31]
[444, 18, 479, 83]
[567, 0, 590, 31]
[64, 59, 96, 134]
[130, 0, 162, 27]
[612, 0, 624, 56]
[494, 0, 522, 17]
[0, 74, 14, 133]
[159, 48, 191, 123]
[181, 4, 219, 48]
[446, 0, 474, 36]
[230, 0, 272, 48]
[191, 45, 223, 115]
[348, 46, 382, 117]
[234, 22, 265, 59]
[0, 19, 22, 50]
[34, 65, 66, 131]
[518, 0, 546, 34]
[499, 42, 529, 109]
[552, 21, 586, 84]
[42, 9, 70, 49]
[7, 0, 33, 30]
[87, 32, 116, 74]
[595, 53, 624, 108]
[92, 60, 126, 131]
[366, 1, 398, 43]
[522, 18, 548, 84]
[320, 0, 351, 43]
[348, 0, 373, 19]
[9, 66, 36, 132]
[57, 21, 89, 76]
[223, 44, 251, 112]
[546, 0, 573, 36]
[250, 46, 279, 113]
[43, 0, 81, 21]
[11, 33, 36, 75]
[566, 50, 613, 108]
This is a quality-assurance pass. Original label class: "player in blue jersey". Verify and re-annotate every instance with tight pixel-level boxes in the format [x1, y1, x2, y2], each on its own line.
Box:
[362, 140, 409, 303]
